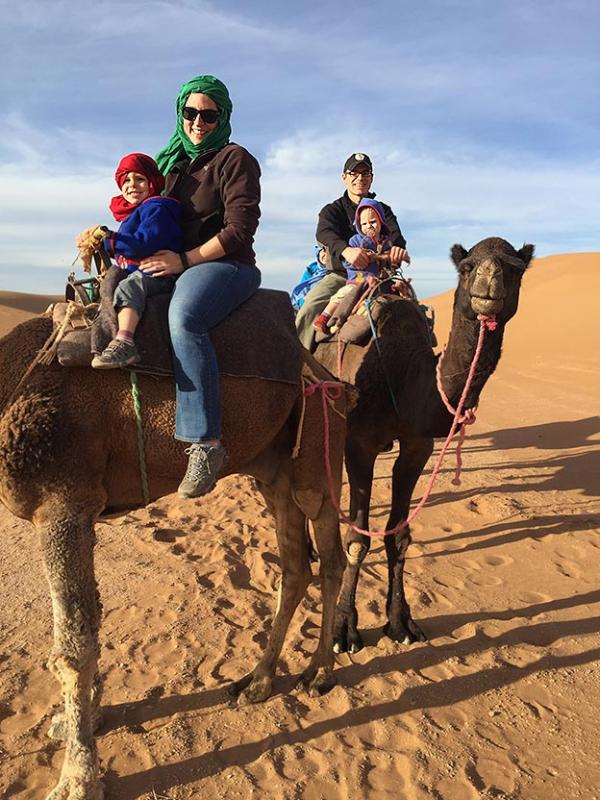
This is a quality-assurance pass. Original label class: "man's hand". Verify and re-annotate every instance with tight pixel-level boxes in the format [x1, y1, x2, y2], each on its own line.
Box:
[342, 247, 372, 270]
[389, 246, 410, 267]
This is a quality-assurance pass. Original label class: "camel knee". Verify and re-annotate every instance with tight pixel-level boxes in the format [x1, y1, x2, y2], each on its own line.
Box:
[389, 529, 412, 562]
[346, 540, 368, 566]
[48, 646, 96, 690]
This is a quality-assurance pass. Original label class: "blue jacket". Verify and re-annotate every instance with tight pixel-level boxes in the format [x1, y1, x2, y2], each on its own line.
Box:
[290, 246, 328, 310]
[103, 197, 182, 273]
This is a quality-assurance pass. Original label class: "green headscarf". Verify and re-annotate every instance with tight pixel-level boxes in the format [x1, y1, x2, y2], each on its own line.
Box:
[155, 75, 233, 176]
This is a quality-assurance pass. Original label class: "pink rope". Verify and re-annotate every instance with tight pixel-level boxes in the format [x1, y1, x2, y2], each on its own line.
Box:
[308, 314, 497, 538]
[435, 314, 497, 484]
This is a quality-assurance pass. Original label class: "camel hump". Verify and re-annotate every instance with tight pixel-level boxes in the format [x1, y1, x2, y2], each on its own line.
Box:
[210, 289, 303, 383]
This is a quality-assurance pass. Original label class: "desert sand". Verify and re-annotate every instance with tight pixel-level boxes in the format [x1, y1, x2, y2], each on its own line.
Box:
[0, 252, 599, 800]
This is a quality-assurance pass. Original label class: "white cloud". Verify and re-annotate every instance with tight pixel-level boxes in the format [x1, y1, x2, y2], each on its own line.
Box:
[0, 114, 119, 290]
[0, 93, 598, 299]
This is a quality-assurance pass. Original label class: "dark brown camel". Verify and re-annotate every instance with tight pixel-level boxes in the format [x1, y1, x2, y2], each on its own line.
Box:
[0, 317, 350, 800]
[314, 237, 534, 653]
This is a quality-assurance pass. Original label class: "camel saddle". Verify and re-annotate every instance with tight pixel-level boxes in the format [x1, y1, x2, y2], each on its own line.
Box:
[314, 279, 436, 349]
[314, 283, 388, 346]
[54, 266, 302, 385]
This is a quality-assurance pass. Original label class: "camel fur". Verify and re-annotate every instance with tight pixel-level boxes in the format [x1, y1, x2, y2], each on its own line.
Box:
[0, 318, 351, 800]
[314, 237, 534, 653]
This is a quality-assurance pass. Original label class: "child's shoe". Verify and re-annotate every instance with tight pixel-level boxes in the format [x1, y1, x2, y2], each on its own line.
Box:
[313, 314, 331, 333]
[91, 338, 141, 369]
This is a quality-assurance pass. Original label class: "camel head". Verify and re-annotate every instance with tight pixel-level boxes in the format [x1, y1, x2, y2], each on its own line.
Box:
[450, 237, 534, 323]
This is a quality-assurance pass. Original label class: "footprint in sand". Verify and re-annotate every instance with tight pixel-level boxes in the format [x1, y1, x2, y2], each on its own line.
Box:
[553, 559, 583, 579]
[455, 558, 483, 572]
[480, 553, 514, 567]
[421, 589, 453, 609]
[496, 645, 541, 669]
[442, 523, 464, 534]
[0, 667, 51, 737]
[418, 662, 458, 683]
[517, 591, 552, 605]
[433, 575, 466, 590]
[426, 706, 470, 735]
[467, 573, 504, 587]
[470, 753, 519, 796]
[435, 775, 480, 800]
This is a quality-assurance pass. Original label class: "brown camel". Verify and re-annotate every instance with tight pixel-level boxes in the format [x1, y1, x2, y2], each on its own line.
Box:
[314, 237, 534, 653]
[0, 316, 350, 800]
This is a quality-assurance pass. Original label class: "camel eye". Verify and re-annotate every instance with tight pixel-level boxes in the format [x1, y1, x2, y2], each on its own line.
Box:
[459, 259, 474, 274]
[506, 257, 527, 273]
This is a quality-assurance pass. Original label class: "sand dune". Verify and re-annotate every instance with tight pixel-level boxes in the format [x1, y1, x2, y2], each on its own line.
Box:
[0, 252, 598, 799]
[0, 290, 61, 338]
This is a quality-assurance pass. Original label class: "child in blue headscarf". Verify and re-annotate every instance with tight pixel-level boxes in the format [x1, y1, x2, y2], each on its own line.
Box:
[290, 246, 328, 312]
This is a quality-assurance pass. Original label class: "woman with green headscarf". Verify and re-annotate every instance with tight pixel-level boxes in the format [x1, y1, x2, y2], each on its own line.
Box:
[139, 75, 262, 499]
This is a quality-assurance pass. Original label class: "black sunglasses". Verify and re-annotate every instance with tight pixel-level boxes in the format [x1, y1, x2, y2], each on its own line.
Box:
[182, 107, 220, 124]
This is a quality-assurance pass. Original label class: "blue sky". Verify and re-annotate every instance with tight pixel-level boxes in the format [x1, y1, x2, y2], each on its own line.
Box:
[0, 0, 598, 299]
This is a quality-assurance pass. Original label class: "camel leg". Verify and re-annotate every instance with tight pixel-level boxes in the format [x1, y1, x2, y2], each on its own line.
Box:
[297, 500, 344, 695]
[231, 472, 312, 705]
[333, 438, 376, 654]
[384, 437, 433, 644]
[36, 504, 103, 800]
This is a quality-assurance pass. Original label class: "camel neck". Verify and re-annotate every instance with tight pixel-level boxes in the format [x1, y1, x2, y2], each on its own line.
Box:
[439, 312, 504, 410]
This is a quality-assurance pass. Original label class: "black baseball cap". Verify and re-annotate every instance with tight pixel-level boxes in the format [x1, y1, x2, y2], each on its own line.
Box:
[343, 152, 373, 173]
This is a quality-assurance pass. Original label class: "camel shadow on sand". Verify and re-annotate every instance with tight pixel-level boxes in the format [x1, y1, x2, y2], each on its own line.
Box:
[97, 588, 600, 799]
[369, 416, 600, 505]
[466, 415, 600, 453]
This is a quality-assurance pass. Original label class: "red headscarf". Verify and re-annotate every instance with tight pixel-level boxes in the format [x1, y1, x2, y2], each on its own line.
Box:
[109, 153, 166, 222]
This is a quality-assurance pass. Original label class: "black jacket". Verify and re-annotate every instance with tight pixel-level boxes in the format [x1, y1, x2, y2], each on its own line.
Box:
[316, 191, 406, 276]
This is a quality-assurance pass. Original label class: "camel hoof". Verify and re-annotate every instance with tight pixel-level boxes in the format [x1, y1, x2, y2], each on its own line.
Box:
[46, 777, 104, 800]
[236, 675, 273, 705]
[384, 620, 427, 645]
[333, 632, 363, 654]
[47, 712, 68, 741]
[298, 667, 335, 697]
[228, 672, 254, 698]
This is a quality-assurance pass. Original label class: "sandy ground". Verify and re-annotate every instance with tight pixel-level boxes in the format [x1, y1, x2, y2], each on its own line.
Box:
[0, 253, 599, 799]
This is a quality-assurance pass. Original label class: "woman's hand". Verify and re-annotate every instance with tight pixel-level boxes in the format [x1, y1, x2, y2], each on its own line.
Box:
[139, 250, 185, 278]
[389, 247, 411, 267]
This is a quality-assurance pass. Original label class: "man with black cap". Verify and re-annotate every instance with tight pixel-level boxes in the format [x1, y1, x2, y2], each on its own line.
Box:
[295, 152, 408, 350]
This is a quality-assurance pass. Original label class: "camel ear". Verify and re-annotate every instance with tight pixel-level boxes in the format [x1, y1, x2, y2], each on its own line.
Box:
[516, 243, 535, 267]
[450, 244, 468, 268]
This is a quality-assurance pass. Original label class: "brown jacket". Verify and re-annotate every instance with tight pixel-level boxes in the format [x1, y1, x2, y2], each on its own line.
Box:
[164, 143, 261, 267]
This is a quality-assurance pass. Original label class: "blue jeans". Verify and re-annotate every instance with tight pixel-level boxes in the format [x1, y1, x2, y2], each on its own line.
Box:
[168, 260, 261, 442]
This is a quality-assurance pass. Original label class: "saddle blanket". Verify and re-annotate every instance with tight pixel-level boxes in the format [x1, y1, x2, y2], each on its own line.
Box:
[56, 266, 302, 385]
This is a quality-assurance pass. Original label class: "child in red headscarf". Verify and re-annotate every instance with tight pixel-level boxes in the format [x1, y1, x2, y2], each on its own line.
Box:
[76, 153, 182, 369]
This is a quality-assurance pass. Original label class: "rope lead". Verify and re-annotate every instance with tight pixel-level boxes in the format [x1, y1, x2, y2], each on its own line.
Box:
[129, 370, 150, 506]
[311, 315, 496, 538]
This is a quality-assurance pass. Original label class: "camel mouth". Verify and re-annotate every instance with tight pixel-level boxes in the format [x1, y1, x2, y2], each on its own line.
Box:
[471, 297, 503, 315]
